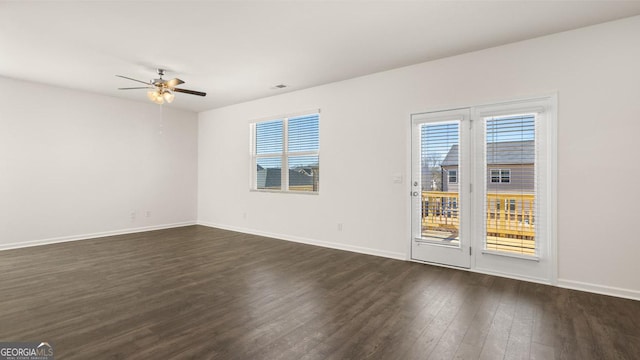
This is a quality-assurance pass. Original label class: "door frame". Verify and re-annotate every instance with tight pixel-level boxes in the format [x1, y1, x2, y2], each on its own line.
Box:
[408, 94, 558, 285]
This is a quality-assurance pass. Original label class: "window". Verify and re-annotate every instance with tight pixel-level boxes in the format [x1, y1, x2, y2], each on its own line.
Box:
[252, 112, 319, 192]
[490, 169, 500, 183]
[501, 169, 511, 183]
[490, 169, 511, 183]
[448, 169, 458, 184]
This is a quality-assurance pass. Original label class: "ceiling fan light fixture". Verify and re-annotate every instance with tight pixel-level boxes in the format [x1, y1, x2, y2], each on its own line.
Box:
[147, 90, 164, 104]
[163, 90, 175, 103]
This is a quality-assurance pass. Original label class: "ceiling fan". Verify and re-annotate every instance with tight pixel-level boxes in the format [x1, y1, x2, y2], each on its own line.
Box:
[116, 69, 206, 104]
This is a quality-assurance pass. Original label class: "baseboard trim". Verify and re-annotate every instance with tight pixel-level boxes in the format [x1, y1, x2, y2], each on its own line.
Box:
[0, 221, 197, 251]
[197, 221, 407, 261]
[557, 278, 640, 301]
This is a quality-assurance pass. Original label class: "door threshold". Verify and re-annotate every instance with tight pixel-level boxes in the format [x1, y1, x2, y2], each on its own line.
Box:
[410, 257, 470, 270]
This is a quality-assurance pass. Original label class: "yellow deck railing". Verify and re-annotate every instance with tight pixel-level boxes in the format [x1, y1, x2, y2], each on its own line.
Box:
[421, 191, 535, 240]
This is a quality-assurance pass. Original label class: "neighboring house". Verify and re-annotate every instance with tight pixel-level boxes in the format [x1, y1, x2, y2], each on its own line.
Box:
[438, 140, 535, 193]
[256, 165, 317, 190]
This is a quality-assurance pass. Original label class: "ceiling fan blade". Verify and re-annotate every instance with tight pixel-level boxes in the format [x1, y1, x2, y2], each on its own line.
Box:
[167, 78, 185, 88]
[173, 88, 207, 97]
[115, 75, 151, 85]
[118, 87, 152, 90]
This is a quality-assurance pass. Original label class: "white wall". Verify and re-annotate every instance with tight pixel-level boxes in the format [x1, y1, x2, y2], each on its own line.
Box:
[0, 77, 198, 248]
[198, 16, 640, 298]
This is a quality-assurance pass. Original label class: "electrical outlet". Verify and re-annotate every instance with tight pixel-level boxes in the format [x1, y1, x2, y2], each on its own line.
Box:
[130, 212, 136, 221]
[146, 211, 151, 218]
[337, 223, 343, 231]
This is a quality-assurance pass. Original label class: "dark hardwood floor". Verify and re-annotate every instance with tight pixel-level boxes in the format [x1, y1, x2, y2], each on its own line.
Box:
[1, 225, 639, 359]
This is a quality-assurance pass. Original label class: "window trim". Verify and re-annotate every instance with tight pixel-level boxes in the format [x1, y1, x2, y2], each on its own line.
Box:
[250, 110, 320, 194]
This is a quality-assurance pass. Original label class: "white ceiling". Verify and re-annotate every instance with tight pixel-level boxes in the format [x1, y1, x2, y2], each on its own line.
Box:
[2, 1, 640, 113]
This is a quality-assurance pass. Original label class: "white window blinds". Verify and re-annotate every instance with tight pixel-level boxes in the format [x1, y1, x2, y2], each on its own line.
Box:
[485, 114, 536, 255]
[420, 121, 462, 246]
[253, 112, 319, 192]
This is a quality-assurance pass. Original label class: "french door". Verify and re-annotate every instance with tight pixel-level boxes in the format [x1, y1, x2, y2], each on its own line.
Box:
[411, 108, 471, 268]
[411, 96, 557, 283]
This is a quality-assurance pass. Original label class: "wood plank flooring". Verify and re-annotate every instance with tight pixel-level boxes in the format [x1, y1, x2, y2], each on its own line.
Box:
[1, 225, 639, 359]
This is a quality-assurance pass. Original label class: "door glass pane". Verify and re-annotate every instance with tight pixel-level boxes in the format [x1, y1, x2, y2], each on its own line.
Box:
[420, 121, 460, 246]
[485, 114, 536, 255]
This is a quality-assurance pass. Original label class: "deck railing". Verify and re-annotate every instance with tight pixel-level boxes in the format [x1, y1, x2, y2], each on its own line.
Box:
[421, 191, 535, 240]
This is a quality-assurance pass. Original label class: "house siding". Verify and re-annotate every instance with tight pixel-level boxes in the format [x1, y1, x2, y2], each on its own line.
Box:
[440, 164, 534, 194]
